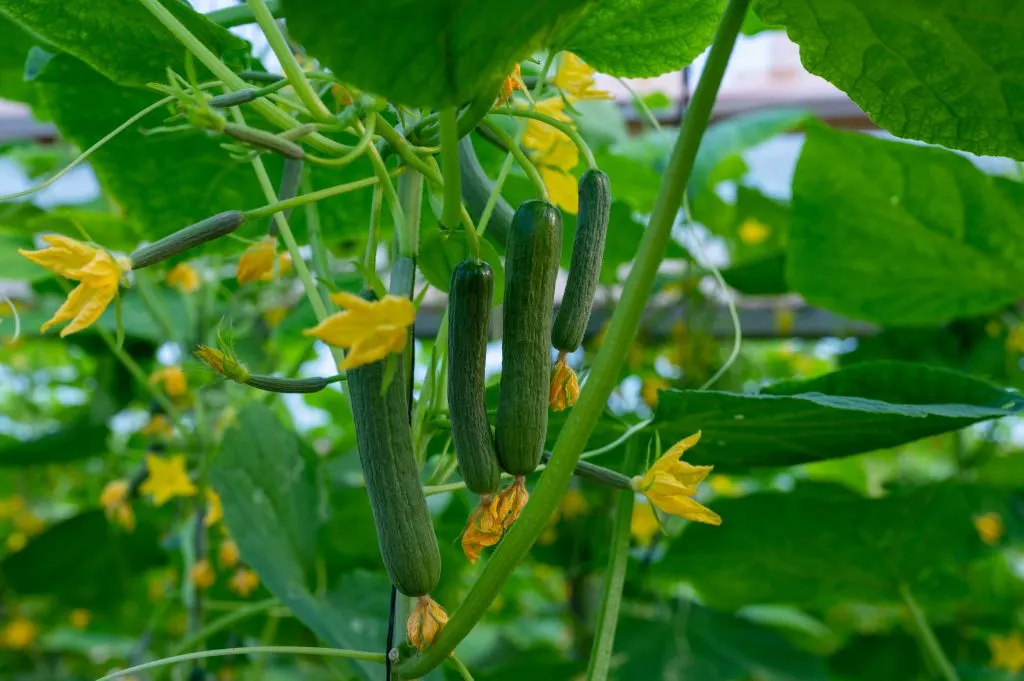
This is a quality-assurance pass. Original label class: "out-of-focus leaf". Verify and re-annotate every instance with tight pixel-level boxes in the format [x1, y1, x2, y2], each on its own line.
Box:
[654, 483, 1004, 609]
[654, 361, 1023, 469]
[419, 229, 505, 306]
[558, 0, 726, 77]
[755, 0, 1024, 160]
[0, 13, 42, 104]
[720, 253, 788, 295]
[282, 0, 590, 107]
[0, 416, 108, 466]
[0, 0, 248, 86]
[788, 127, 1024, 325]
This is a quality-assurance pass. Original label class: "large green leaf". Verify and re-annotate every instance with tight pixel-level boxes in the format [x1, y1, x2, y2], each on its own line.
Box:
[558, 0, 726, 77]
[788, 127, 1024, 326]
[0, 0, 248, 87]
[282, 0, 591, 107]
[754, 0, 1024, 160]
[653, 361, 1023, 469]
[654, 483, 1003, 610]
[0, 12, 41, 103]
[0, 417, 108, 466]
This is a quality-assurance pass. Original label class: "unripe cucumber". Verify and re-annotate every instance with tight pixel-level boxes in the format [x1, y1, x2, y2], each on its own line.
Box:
[448, 260, 502, 494]
[495, 201, 562, 476]
[458, 136, 513, 247]
[347, 338, 440, 597]
[552, 169, 610, 352]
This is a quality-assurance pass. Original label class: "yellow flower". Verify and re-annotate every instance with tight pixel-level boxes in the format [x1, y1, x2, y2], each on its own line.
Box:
[236, 239, 292, 285]
[974, 512, 1004, 545]
[303, 292, 416, 370]
[69, 609, 91, 630]
[0, 616, 37, 649]
[6, 532, 27, 552]
[461, 499, 504, 564]
[737, 218, 770, 245]
[0, 495, 25, 520]
[1007, 325, 1024, 354]
[166, 262, 200, 293]
[219, 538, 241, 569]
[100, 479, 136, 532]
[498, 63, 524, 103]
[533, 135, 579, 214]
[560, 488, 589, 520]
[406, 596, 448, 652]
[191, 559, 216, 590]
[228, 567, 260, 597]
[140, 454, 197, 506]
[205, 489, 223, 527]
[149, 366, 188, 399]
[630, 500, 660, 547]
[632, 432, 721, 525]
[641, 377, 669, 409]
[708, 474, 742, 497]
[523, 97, 572, 152]
[261, 251, 293, 282]
[262, 305, 289, 328]
[494, 477, 529, 530]
[549, 357, 580, 411]
[194, 345, 250, 383]
[18, 235, 130, 336]
[989, 632, 1024, 674]
[140, 414, 174, 438]
[552, 52, 611, 101]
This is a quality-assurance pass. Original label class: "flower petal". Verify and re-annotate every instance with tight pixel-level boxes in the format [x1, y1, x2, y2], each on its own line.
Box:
[650, 493, 722, 526]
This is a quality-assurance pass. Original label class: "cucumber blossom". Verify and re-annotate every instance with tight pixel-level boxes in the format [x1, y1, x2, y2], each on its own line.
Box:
[448, 260, 502, 494]
[347, 336, 441, 597]
[495, 201, 562, 476]
[552, 169, 611, 352]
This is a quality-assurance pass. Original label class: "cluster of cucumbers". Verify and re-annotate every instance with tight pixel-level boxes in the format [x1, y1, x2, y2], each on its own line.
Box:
[348, 149, 610, 600]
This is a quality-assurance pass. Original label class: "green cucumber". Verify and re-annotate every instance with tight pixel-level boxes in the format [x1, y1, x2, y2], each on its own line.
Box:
[552, 169, 610, 352]
[495, 201, 562, 476]
[448, 260, 502, 495]
[347, 334, 440, 597]
[458, 136, 513, 247]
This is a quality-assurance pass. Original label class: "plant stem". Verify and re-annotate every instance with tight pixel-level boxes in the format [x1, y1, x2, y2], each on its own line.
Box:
[364, 185, 383, 274]
[376, 119, 443, 184]
[491, 109, 597, 170]
[303, 176, 332, 303]
[246, 0, 332, 121]
[480, 119, 547, 200]
[584, 439, 643, 681]
[169, 598, 279, 656]
[206, 0, 281, 28]
[305, 113, 377, 167]
[366, 143, 409, 257]
[397, 1, 749, 675]
[439, 108, 463, 230]
[96, 646, 387, 681]
[135, 0, 345, 154]
[449, 655, 475, 681]
[899, 583, 960, 681]
[245, 174, 385, 223]
[398, 167, 424, 259]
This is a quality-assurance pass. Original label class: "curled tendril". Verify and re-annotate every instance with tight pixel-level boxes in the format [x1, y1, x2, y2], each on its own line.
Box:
[2, 296, 21, 345]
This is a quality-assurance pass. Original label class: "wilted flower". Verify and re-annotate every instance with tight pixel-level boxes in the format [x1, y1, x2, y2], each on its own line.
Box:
[461, 498, 503, 563]
[494, 477, 529, 530]
[549, 356, 580, 411]
[406, 596, 448, 652]
[195, 345, 250, 383]
[499, 63, 524, 103]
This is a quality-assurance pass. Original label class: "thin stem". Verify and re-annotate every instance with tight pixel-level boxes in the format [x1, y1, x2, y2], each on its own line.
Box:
[96, 646, 387, 681]
[206, 0, 281, 28]
[364, 185, 384, 274]
[305, 113, 377, 167]
[491, 109, 597, 170]
[480, 119, 547, 200]
[244, 174, 384, 222]
[246, 0, 332, 121]
[367, 142, 409, 257]
[584, 439, 644, 681]
[397, 1, 750, 674]
[449, 655, 475, 681]
[899, 583, 960, 681]
[303, 175, 332, 303]
[0, 96, 173, 201]
[135, 270, 181, 344]
[376, 119, 443, 184]
[618, 77, 663, 132]
[439, 108, 464, 231]
[135, 0, 345, 154]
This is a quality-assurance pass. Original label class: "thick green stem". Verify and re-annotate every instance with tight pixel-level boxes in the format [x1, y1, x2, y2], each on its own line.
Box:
[480, 119, 547, 200]
[364, 185, 384, 273]
[206, 0, 280, 28]
[585, 440, 644, 681]
[367, 143, 409, 257]
[398, 170, 424, 259]
[900, 583, 960, 681]
[246, 0, 332, 121]
[491, 109, 597, 170]
[397, 1, 749, 675]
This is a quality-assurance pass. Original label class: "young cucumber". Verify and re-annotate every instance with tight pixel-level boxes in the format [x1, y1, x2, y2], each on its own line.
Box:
[495, 201, 563, 475]
[347, 339, 441, 597]
[448, 260, 503, 495]
[552, 169, 611, 352]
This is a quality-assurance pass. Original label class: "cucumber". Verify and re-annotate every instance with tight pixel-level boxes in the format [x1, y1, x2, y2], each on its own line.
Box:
[495, 201, 562, 476]
[347, 331, 441, 597]
[458, 136, 513, 247]
[552, 169, 610, 352]
[448, 260, 502, 494]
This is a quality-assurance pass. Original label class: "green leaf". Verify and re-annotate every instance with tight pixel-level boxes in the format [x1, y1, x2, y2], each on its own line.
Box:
[0, 0, 249, 87]
[0, 509, 166, 607]
[282, 0, 591, 107]
[0, 230, 48, 281]
[615, 605, 827, 681]
[720, 253, 788, 295]
[0, 416, 109, 466]
[754, 0, 1024, 160]
[558, 0, 726, 77]
[418, 229, 505, 306]
[654, 483, 1003, 609]
[0, 12, 42, 103]
[787, 127, 1024, 326]
[23, 207, 143, 251]
[30, 51, 271, 247]
[653, 361, 1023, 469]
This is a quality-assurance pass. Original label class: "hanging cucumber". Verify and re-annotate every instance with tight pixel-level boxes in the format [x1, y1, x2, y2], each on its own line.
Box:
[552, 169, 611, 352]
[495, 201, 562, 476]
[448, 260, 502, 495]
[347, 327, 441, 597]
[458, 136, 513, 247]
